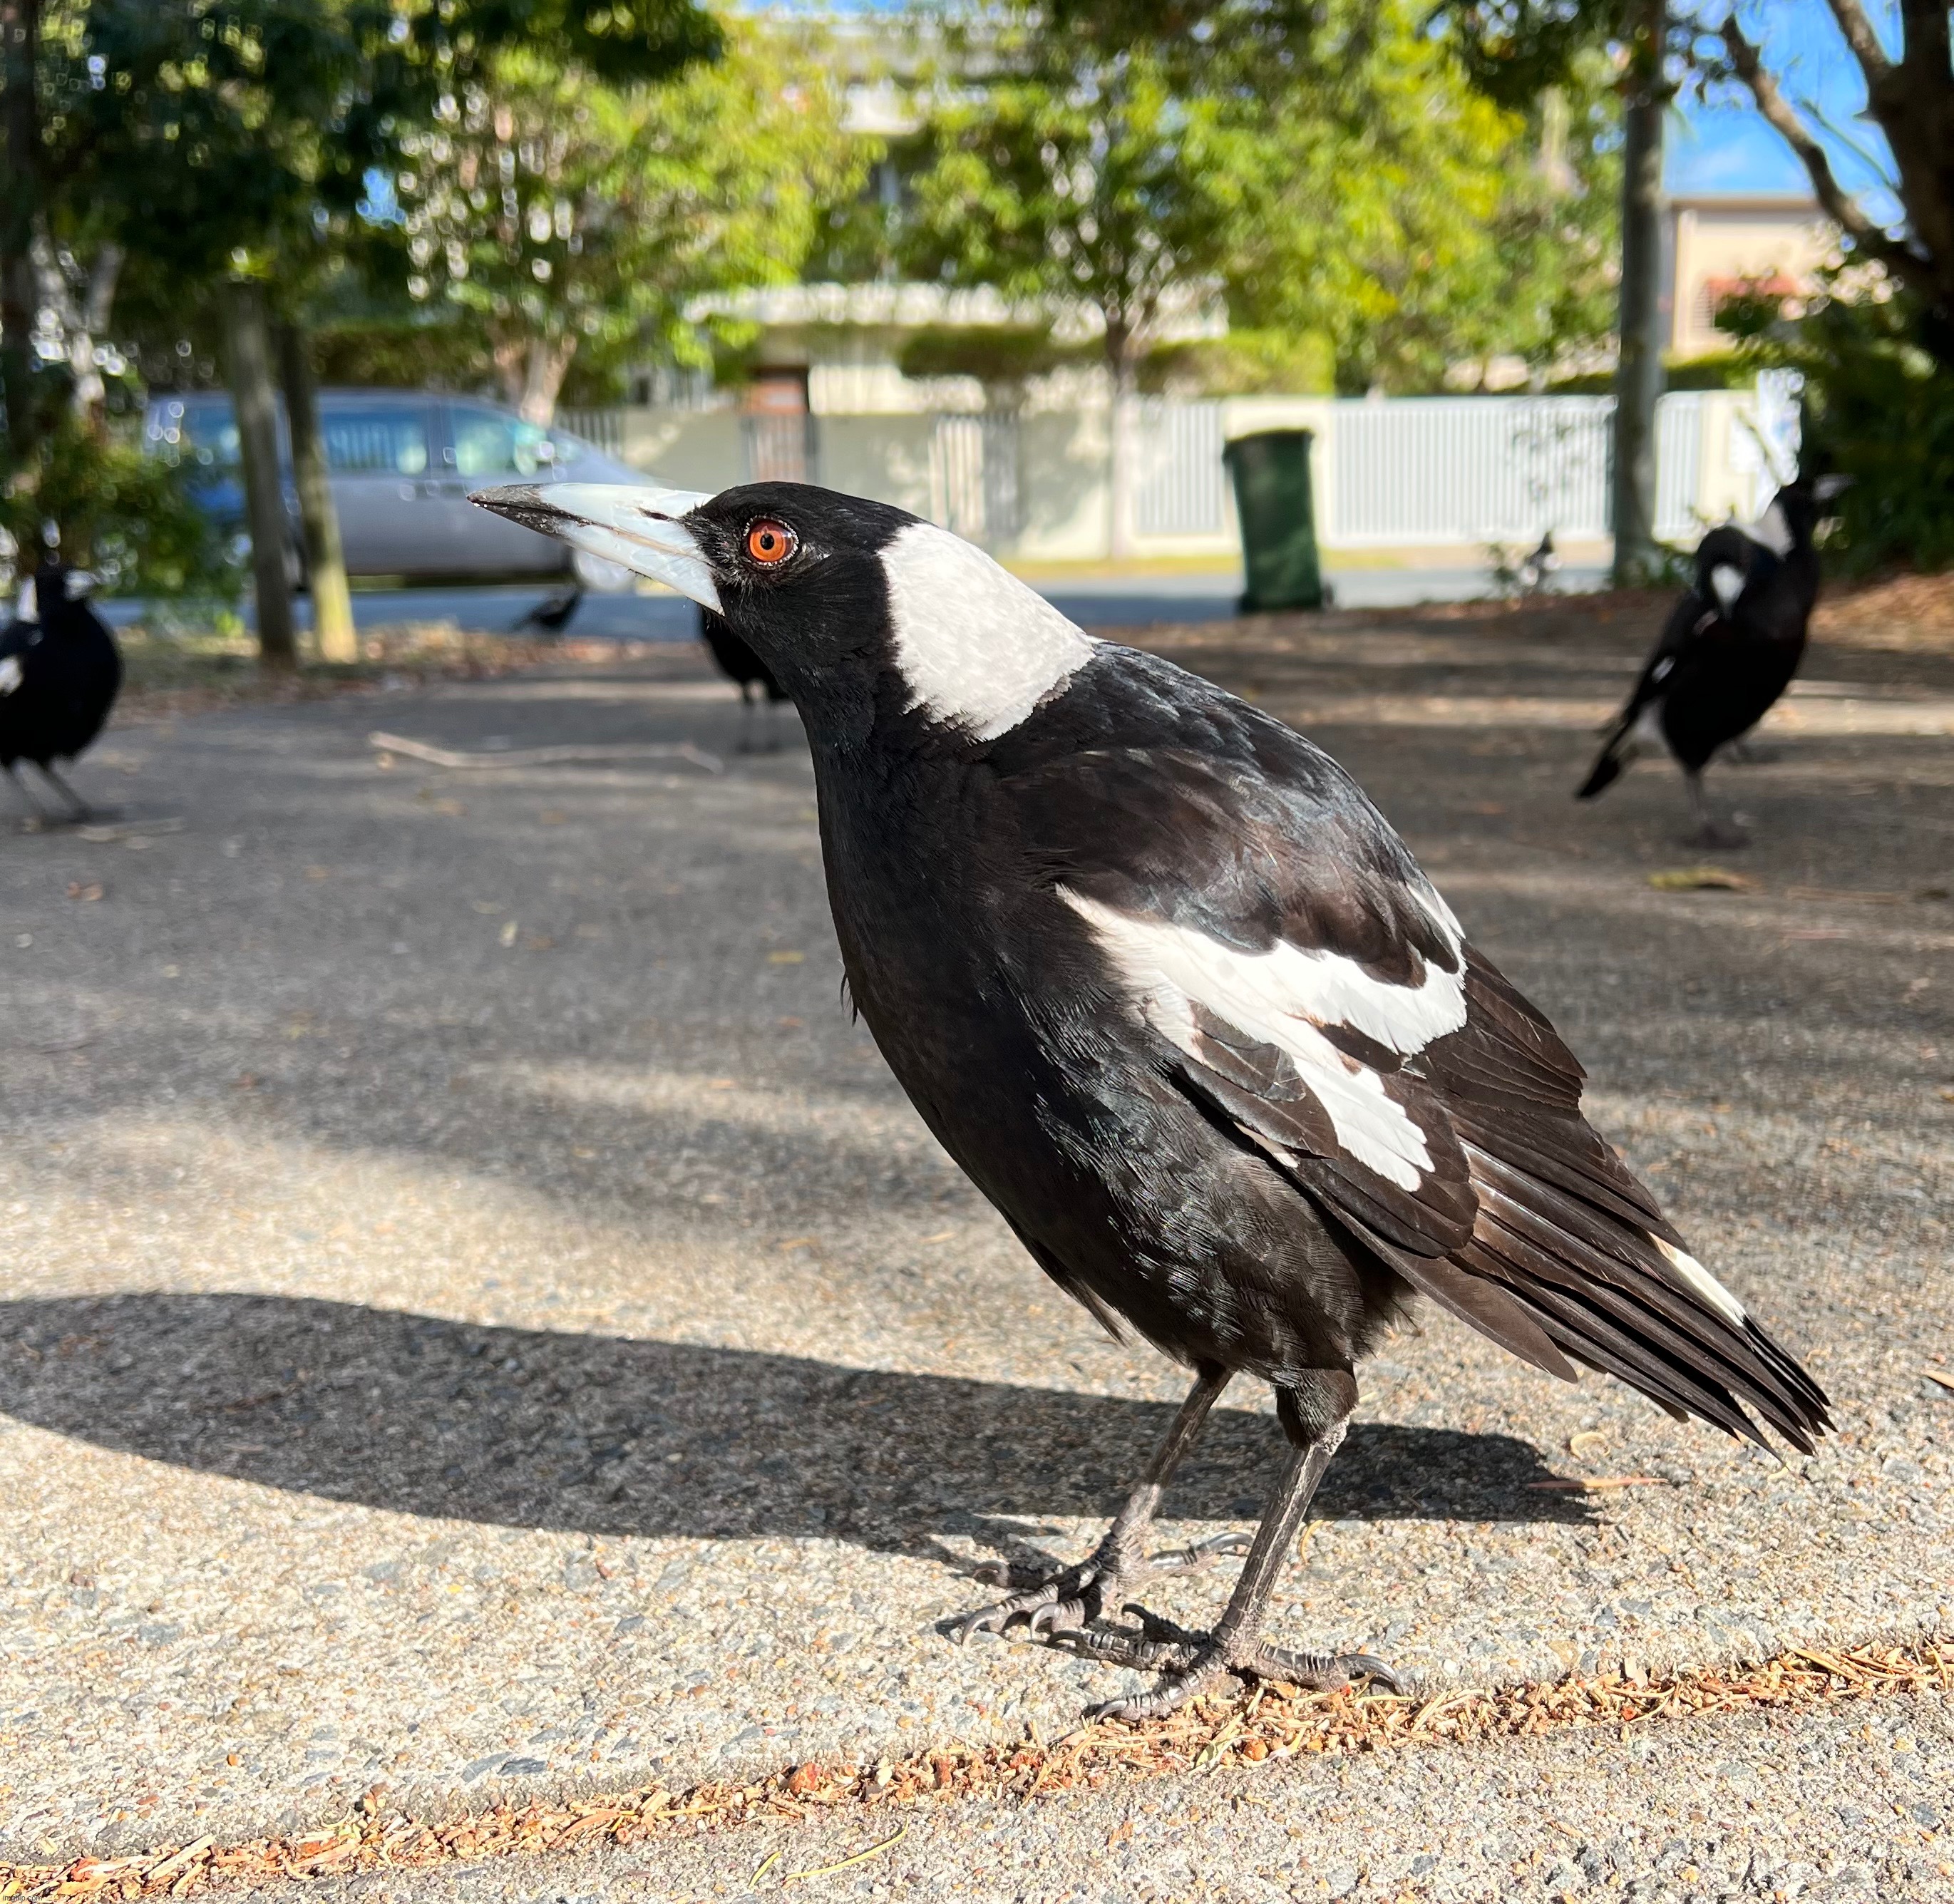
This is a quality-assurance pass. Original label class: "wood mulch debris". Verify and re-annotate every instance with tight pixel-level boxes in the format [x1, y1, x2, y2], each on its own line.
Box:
[4, 1637, 1946, 1900]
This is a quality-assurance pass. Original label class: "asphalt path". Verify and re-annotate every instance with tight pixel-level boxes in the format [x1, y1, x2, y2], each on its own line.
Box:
[3, 597, 1948, 1897]
[98, 562, 1614, 644]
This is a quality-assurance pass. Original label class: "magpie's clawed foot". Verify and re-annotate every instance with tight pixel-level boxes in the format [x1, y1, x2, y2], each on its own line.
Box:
[1063, 1605, 1400, 1721]
[1722, 739, 1777, 766]
[1690, 818, 1750, 849]
[950, 1529, 1250, 1645]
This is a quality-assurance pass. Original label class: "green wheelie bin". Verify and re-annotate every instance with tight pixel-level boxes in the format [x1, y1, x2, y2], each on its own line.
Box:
[1223, 428, 1326, 613]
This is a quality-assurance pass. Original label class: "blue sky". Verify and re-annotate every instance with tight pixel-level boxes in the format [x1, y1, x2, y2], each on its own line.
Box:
[1668, 0, 1900, 225]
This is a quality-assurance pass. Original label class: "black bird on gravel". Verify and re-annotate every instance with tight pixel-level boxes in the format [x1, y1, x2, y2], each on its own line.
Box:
[1578, 475, 1846, 845]
[0, 562, 121, 823]
[698, 603, 791, 752]
[473, 476, 1831, 1719]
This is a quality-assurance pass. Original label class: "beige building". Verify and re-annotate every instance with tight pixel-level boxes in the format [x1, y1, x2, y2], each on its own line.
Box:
[1666, 195, 1834, 357]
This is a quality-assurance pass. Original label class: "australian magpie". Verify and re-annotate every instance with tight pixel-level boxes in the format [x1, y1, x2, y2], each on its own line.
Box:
[698, 604, 791, 752]
[0, 563, 122, 823]
[473, 477, 1831, 1719]
[1578, 475, 1845, 845]
[1516, 529, 1559, 597]
[513, 586, 583, 636]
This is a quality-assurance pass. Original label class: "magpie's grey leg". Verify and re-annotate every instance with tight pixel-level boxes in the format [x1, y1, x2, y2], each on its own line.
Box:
[5, 762, 52, 821]
[1079, 1370, 1399, 1720]
[1686, 769, 1747, 849]
[36, 762, 91, 820]
[735, 684, 760, 753]
[951, 1364, 1243, 1644]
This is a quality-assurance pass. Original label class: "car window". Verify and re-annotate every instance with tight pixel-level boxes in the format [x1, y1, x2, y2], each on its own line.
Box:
[323, 406, 430, 475]
[150, 400, 241, 470]
[451, 406, 558, 479]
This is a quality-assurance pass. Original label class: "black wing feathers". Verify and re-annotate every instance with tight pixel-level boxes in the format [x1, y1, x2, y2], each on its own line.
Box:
[999, 646, 1829, 1451]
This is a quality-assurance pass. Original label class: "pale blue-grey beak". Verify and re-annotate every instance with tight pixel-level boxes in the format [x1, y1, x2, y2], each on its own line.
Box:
[470, 482, 722, 612]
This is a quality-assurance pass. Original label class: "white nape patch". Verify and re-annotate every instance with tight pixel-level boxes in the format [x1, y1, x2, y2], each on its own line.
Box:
[1744, 501, 1793, 557]
[1709, 563, 1744, 612]
[1059, 887, 1466, 1191]
[0, 654, 20, 696]
[879, 523, 1094, 741]
[1653, 1235, 1747, 1326]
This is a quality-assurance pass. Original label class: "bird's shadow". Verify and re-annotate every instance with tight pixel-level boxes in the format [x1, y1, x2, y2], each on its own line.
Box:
[0, 1294, 1592, 1570]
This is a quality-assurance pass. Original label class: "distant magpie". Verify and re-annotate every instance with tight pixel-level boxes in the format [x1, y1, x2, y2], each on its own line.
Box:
[513, 587, 583, 636]
[698, 604, 791, 753]
[0, 563, 122, 823]
[1516, 529, 1558, 597]
[1578, 475, 1846, 845]
[474, 477, 1831, 1719]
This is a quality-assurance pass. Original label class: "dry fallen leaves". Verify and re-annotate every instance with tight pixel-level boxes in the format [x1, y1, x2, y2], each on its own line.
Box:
[1647, 868, 1758, 893]
[3, 1640, 1945, 1900]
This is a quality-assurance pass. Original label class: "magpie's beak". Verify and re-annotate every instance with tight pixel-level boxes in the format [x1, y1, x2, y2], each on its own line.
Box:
[470, 482, 722, 612]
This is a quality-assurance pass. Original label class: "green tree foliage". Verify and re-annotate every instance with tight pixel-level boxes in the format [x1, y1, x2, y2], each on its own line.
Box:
[1225, 15, 1620, 393]
[0, 418, 239, 597]
[903, 1, 1619, 404]
[387, 23, 867, 421]
[1, 0, 717, 614]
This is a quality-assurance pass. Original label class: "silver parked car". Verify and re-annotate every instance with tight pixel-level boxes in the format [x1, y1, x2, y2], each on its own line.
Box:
[144, 387, 642, 586]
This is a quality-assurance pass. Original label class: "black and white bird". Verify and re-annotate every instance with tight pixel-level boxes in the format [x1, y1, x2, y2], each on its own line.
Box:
[1578, 475, 1846, 845]
[473, 478, 1830, 1719]
[512, 586, 584, 636]
[698, 603, 791, 753]
[1516, 529, 1559, 597]
[0, 563, 122, 823]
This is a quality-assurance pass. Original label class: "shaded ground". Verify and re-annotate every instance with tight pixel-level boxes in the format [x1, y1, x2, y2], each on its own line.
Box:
[1, 586, 1950, 1894]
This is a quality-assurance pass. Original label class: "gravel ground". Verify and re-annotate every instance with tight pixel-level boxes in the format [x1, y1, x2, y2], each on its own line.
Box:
[288, 1689, 1954, 1903]
[1, 598, 1950, 1875]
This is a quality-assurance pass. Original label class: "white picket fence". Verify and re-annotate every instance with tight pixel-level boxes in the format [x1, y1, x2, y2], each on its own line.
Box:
[562, 374, 1800, 557]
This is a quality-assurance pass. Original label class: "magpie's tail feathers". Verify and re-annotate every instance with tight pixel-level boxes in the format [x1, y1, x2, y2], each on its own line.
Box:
[1576, 721, 1633, 801]
[1457, 1146, 1831, 1456]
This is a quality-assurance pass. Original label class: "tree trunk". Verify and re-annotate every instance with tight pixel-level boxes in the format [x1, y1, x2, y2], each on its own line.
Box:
[1611, 0, 1667, 590]
[70, 241, 122, 431]
[31, 230, 122, 433]
[1107, 336, 1138, 564]
[517, 334, 579, 426]
[221, 281, 298, 671]
[493, 336, 528, 412]
[1, 0, 46, 482]
[276, 319, 358, 665]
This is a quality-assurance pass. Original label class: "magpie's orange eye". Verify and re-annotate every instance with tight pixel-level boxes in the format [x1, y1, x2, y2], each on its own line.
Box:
[746, 520, 796, 565]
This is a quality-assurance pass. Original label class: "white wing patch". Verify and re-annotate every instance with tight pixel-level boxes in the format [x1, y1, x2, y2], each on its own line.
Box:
[1059, 886, 1466, 1191]
[1743, 501, 1793, 557]
[1652, 1236, 1747, 1325]
[1709, 563, 1744, 612]
[0, 654, 20, 696]
[879, 522, 1095, 741]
